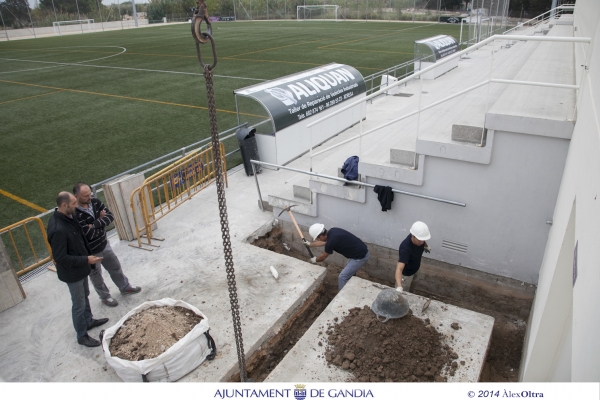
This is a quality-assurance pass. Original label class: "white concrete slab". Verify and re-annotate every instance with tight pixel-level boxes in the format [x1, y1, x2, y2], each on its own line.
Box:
[0, 167, 327, 382]
[486, 24, 576, 138]
[265, 277, 494, 382]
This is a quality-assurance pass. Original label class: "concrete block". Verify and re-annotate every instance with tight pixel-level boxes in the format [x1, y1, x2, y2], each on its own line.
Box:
[359, 155, 425, 186]
[485, 113, 574, 139]
[265, 277, 494, 382]
[308, 180, 366, 203]
[452, 124, 487, 144]
[269, 195, 318, 217]
[390, 148, 417, 166]
[416, 131, 494, 165]
[258, 200, 273, 212]
[293, 185, 312, 201]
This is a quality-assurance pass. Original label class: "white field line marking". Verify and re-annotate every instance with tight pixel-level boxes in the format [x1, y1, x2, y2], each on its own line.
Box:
[0, 46, 127, 75]
[0, 56, 266, 80]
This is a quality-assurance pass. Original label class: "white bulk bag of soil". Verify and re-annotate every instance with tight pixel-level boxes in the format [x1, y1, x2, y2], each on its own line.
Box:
[101, 298, 214, 382]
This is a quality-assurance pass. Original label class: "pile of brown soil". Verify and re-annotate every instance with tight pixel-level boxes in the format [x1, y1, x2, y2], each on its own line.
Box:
[322, 306, 459, 382]
[250, 225, 526, 382]
[109, 306, 203, 361]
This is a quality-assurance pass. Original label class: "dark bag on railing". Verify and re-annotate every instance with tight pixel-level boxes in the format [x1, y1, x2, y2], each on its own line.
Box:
[341, 156, 359, 181]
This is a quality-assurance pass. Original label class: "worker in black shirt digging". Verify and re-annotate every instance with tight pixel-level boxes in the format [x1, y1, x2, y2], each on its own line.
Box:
[395, 221, 431, 293]
[305, 224, 370, 291]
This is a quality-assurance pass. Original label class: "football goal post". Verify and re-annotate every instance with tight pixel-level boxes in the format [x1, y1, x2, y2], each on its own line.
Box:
[53, 19, 94, 36]
[297, 5, 339, 21]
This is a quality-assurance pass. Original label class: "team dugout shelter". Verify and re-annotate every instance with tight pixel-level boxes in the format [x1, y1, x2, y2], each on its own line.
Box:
[414, 35, 459, 80]
[234, 63, 367, 165]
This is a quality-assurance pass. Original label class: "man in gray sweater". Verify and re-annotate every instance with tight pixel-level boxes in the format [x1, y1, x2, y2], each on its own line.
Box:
[73, 183, 141, 307]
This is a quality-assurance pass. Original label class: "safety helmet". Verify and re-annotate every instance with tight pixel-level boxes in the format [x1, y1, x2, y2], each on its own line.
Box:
[309, 223, 325, 241]
[410, 221, 431, 241]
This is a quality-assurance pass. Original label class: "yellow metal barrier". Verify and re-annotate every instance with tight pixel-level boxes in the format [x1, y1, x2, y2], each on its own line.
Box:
[0, 217, 52, 276]
[130, 143, 228, 250]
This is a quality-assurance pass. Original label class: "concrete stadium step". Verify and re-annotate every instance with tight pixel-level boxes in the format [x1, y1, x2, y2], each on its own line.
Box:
[360, 156, 425, 186]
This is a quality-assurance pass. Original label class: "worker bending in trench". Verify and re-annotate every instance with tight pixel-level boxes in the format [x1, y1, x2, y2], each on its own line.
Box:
[305, 223, 370, 291]
[395, 221, 431, 293]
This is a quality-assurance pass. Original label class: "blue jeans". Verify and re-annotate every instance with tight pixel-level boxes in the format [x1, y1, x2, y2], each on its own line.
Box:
[338, 250, 370, 291]
[66, 277, 94, 339]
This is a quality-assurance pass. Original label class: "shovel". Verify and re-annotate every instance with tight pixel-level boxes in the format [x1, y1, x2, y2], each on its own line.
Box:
[278, 205, 314, 258]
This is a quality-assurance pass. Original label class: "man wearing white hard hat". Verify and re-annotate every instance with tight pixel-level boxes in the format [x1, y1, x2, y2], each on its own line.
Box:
[395, 221, 431, 293]
[305, 223, 370, 291]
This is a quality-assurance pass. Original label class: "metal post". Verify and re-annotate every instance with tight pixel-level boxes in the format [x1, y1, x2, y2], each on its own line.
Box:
[267, 0, 268, 20]
[97, 0, 105, 31]
[25, 1, 36, 38]
[358, 104, 363, 158]
[412, 0, 415, 23]
[132, 0, 138, 28]
[309, 127, 313, 172]
[0, 9, 9, 41]
[117, 0, 123, 29]
[460, 18, 464, 47]
[251, 163, 264, 212]
[50, 0, 58, 24]
[75, 0, 84, 33]
[415, 74, 423, 138]
[233, 0, 237, 21]
[365, 0, 368, 21]
[481, 40, 494, 146]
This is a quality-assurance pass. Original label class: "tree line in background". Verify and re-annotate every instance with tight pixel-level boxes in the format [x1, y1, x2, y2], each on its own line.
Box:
[0, 0, 149, 28]
[0, 0, 559, 29]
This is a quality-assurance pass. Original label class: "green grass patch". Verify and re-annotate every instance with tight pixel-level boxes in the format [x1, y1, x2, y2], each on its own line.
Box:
[0, 20, 461, 227]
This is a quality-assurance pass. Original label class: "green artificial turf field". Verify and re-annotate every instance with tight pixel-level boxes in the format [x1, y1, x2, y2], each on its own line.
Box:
[0, 20, 462, 228]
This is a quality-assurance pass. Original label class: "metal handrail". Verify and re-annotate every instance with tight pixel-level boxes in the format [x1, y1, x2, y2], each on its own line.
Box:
[250, 160, 466, 208]
[90, 122, 247, 196]
[503, 5, 575, 36]
[305, 34, 591, 170]
[362, 56, 435, 97]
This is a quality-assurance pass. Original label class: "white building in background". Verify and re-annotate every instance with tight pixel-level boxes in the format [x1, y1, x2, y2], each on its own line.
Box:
[519, 0, 600, 382]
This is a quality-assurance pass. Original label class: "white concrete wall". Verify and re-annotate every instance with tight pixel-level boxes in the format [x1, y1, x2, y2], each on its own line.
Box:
[1, 20, 149, 40]
[287, 130, 570, 285]
[520, 0, 600, 382]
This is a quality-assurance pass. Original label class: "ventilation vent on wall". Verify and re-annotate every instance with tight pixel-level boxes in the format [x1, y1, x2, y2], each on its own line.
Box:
[442, 239, 468, 253]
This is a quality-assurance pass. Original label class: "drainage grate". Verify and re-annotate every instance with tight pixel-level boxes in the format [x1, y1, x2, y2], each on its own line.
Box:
[442, 239, 468, 253]
[393, 93, 414, 97]
[19, 262, 53, 284]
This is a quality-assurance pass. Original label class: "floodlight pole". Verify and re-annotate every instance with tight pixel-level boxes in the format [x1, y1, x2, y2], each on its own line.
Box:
[0, 9, 9, 41]
[96, 0, 104, 31]
[25, 1, 36, 38]
[75, 0, 84, 33]
[50, 0, 58, 23]
[132, 0, 138, 28]
[365, 0, 368, 21]
[117, 0, 123, 29]
[267, 0, 269, 20]
[233, 0, 237, 21]
[412, 0, 415, 23]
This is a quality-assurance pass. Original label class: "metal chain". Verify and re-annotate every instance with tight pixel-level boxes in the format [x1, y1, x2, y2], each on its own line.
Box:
[193, 0, 248, 382]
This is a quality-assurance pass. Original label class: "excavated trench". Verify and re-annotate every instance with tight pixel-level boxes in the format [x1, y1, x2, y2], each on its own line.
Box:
[243, 223, 529, 382]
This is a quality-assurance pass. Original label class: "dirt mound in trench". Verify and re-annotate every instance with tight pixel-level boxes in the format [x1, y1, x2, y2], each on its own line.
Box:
[323, 306, 459, 382]
[109, 306, 203, 361]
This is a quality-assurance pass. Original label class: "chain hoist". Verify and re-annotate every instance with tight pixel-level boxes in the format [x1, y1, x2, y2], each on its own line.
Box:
[192, 0, 248, 382]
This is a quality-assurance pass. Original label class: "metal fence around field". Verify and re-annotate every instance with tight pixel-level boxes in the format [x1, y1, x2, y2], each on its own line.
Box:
[129, 142, 228, 251]
[0, 217, 52, 276]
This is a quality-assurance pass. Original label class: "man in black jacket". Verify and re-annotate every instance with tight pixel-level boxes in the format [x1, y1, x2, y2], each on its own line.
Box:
[47, 192, 108, 347]
[73, 183, 141, 307]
